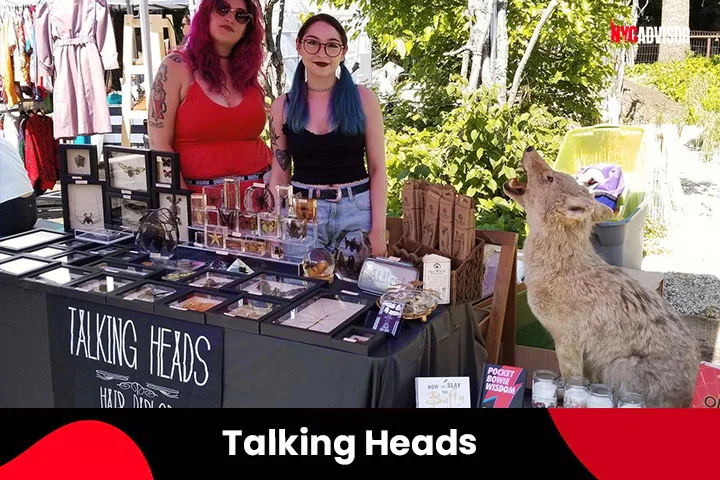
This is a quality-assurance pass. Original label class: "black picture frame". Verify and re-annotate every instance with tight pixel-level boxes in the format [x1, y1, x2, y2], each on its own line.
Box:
[21, 264, 97, 294]
[0, 255, 60, 285]
[230, 271, 325, 303]
[155, 289, 239, 325]
[85, 259, 165, 279]
[61, 179, 109, 233]
[49, 250, 100, 267]
[59, 144, 99, 180]
[104, 145, 152, 194]
[106, 191, 152, 232]
[61, 271, 142, 304]
[150, 151, 180, 190]
[330, 325, 387, 355]
[154, 188, 192, 242]
[107, 280, 190, 315]
[180, 267, 248, 292]
[206, 294, 288, 334]
[260, 290, 375, 348]
[0, 228, 72, 253]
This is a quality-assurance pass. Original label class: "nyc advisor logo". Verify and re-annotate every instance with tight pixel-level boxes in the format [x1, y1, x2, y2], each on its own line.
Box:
[610, 20, 690, 44]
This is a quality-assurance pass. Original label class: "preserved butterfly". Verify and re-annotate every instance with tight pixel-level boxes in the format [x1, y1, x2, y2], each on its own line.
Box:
[218, 209, 236, 229]
[237, 214, 258, 232]
[259, 217, 278, 236]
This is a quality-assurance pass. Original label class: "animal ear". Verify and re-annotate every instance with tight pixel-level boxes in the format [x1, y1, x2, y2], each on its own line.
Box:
[591, 202, 614, 224]
[560, 196, 595, 221]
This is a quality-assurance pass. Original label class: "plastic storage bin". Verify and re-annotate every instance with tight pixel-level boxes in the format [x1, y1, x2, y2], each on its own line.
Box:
[553, 125, 648, 269]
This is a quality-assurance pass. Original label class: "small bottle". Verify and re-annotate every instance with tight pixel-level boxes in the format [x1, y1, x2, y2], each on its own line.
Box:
[618, 391, 646, 408]
[563, 376, 591, 408]
[532, 369, 559, 408]
[587, 384, 615, 408]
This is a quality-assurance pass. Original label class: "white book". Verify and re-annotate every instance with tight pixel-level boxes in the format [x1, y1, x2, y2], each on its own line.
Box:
[415, 376, 471, 408]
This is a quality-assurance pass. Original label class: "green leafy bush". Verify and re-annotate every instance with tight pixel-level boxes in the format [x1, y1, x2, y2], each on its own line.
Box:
[386, 86, 571, 243]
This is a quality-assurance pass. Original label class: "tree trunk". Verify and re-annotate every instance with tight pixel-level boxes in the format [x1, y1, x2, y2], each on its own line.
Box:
[492, 0, 508, 103]
[657, 0, 690, 61]
[262, 0, 286, 101]
[467, 0, 493, 92]
[507, 0, 558, 107]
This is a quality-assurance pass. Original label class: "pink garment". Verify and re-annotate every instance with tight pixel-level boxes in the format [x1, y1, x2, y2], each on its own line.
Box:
[35, 0, 118, 139]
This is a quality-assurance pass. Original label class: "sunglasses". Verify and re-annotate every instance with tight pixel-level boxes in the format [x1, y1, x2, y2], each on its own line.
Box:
[214, 1, 253, 25]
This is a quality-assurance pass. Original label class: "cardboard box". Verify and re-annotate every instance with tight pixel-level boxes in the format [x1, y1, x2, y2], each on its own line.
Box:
[423, 254, 451, 304]
[438, 198, 454, 256]
[421, 190, 440, 248]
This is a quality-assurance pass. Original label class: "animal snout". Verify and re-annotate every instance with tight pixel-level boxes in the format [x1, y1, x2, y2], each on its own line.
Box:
[525, 146, 534, 152]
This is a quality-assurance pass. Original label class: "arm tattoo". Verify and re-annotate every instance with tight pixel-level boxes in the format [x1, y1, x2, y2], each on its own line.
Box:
[150, 63, 168, 122]
[270, 115, 291, 171]
[148, 121, 164, 128]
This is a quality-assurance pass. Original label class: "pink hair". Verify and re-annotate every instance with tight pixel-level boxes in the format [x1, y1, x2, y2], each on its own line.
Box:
[183, 0, 264, 94]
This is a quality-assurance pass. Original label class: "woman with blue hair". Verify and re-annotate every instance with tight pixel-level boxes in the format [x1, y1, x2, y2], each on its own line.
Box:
[268, 14, 388, 257]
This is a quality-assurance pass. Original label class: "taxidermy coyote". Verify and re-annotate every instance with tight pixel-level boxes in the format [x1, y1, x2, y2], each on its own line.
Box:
[504, 147, 700, 407]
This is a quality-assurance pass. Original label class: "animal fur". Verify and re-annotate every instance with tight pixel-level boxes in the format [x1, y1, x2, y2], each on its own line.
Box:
[504, 148, 700, 407]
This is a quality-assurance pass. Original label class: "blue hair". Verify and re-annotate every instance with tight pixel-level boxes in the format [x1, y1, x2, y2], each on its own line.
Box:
[286, 15, 365, 136]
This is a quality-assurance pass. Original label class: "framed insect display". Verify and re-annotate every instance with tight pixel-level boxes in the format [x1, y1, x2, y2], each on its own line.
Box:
[257, 213, 280, 238]
[104, 146, 151, 193]
[150, 151, 180, 189]
[261, 291, 374, 348]
[233, 272, 322, 302]
[282, 217, 307, 241]
[108, 280, 188, 314]
[276, 185, 293, 217]
[190, 193, 207, 227]
[206, 295, 287, 334]
[155, 189, 192, 242]
[242, 239, 266, 256]
[244, 183, 275, 213]
[294, 197, 317, 222]
[218, 208, 237, 231]
[107, 192, 151, 231]
[236, 213, 257, 234]
[202, 184, 223, 209]
[59, 144, 99, 180]
[62, 181, 108, 232]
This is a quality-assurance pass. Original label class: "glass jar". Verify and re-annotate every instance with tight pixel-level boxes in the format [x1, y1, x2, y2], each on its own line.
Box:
[563, 376, 591, 408]
[532, 369, 559, 408]
[618, 391, 646, 408]
[587, 384, 615, 408]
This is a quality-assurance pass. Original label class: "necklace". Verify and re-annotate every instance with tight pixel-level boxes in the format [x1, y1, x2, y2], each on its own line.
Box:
[307, 83, 335, 92]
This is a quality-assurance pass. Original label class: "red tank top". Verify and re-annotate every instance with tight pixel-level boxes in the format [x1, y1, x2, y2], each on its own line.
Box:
[173, 81, 271, 181]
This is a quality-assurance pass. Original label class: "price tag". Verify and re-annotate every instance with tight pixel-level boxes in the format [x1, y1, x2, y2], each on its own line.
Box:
[122, 195, 131, 200]
[121, 190, 132, 195]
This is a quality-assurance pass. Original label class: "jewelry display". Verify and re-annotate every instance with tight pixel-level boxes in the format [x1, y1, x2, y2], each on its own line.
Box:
[169, 292, 225, 312]
[68, 184, 105, 230]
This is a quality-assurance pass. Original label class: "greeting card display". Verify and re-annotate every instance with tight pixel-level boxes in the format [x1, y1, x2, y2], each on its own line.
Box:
[261, 291, 374, 348]
[156, 190, 191, 242]
[151, 151, 180, 189]
[108, 194, 150, 231]
[63, 182, 107, 231]
[105, 146, 151, 193]
[60, 144, 99, 179]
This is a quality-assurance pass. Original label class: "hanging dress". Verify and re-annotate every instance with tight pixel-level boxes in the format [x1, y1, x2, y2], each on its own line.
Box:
[35, 0, 118, 139]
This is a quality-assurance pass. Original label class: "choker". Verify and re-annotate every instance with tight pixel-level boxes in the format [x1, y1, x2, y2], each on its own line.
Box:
[307, 84, 335, 92]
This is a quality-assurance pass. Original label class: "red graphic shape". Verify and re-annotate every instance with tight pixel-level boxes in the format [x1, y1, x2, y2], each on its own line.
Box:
[550, 410, 719, 479]
[0, 420, 152, 479]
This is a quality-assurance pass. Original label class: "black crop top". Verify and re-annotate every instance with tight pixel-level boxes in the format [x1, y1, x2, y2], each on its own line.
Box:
[282, 123, 368, 185]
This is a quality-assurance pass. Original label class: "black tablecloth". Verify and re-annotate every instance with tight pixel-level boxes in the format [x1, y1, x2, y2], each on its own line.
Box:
[0, 222, 488, 408]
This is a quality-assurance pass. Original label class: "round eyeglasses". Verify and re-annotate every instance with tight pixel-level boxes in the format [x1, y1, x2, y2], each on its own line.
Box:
[300, 39, 344, 58]
[214, 0, 253, 25]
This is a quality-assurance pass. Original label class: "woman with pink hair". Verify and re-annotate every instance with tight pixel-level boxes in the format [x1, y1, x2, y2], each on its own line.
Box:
[149, 0, 270, 192]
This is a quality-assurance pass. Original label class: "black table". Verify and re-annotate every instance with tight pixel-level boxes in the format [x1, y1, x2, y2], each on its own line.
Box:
[0, 223, 488, 408]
